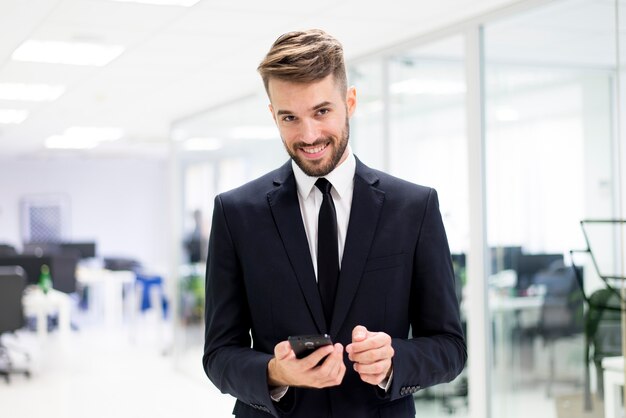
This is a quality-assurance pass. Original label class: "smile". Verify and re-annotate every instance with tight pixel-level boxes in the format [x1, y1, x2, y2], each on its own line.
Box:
[301, 142, 329, 155]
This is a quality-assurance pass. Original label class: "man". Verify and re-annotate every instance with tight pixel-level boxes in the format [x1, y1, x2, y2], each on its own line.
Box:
[203, 29, 466, 418]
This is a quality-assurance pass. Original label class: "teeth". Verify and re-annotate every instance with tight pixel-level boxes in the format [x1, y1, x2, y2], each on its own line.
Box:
[302, 144, 326, 154]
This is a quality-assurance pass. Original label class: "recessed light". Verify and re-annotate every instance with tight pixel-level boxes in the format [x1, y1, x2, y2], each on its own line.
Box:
[0, 83, 65, 101]
[12, 40, 125, 67]
[390, 79, 466, 95]
[184, 137, 222, 151]
[45, 135, 98, 150]
[0, 109, 29, 124]
[108, 0, 200, 6]
[44, 126, 125, 150]
[64, 126, 124, 142]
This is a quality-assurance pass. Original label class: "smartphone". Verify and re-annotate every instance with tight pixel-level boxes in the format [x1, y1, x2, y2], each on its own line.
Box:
[288, 334, 333, 359]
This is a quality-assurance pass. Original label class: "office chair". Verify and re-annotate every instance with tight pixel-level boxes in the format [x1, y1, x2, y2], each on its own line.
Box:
[532, 263, 584, 396]
[0, 244, 17, 256]
[0, 266, 31, 383]
[570, 250, 623, 411]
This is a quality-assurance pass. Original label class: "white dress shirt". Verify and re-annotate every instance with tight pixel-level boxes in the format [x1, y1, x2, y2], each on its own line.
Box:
[292, 146, 355, 278]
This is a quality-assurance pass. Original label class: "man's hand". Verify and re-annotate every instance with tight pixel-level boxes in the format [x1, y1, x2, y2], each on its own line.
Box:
[346, 325, 394, 386]
[267, 340, 346, 388]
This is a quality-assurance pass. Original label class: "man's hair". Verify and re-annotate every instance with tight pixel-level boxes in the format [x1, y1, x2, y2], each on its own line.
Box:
[257, 29, 347, 95]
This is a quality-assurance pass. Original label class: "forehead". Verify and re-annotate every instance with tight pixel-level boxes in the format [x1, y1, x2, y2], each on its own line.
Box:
[267, 75, 344, 110]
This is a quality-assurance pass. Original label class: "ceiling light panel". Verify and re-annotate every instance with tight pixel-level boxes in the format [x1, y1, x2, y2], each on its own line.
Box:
[12, 40, 125, 66]
[0, 83, 66, 101]
[107, 0, 200, 6]
[64, 126, 124, 142]
[45, 134, 98, 150]
[44, 126, 125, 150]
[0, 109, 29, 124]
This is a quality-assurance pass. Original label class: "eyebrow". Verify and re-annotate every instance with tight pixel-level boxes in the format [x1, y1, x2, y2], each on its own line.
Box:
[276, 101, 334, 116]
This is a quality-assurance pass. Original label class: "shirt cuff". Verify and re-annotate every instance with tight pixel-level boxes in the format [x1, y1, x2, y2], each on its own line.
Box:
[270, 386, 289, 402]
[378, 368, 394, 392]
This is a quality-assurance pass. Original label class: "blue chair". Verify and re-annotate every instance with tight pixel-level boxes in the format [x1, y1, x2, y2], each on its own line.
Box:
[135, 273, 168, 319]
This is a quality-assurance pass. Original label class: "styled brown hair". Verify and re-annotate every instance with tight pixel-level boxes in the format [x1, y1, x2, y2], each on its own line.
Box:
[257, 29, 347, 96]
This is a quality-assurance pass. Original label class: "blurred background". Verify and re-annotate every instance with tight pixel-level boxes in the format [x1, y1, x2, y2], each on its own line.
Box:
[0, 0, 625, 417]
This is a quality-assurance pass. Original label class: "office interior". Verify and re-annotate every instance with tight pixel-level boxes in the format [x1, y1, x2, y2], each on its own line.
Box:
[0, 0, 625, 417]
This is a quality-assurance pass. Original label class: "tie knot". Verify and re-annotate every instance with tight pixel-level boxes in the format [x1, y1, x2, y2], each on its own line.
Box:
[315, 178, 333, 195]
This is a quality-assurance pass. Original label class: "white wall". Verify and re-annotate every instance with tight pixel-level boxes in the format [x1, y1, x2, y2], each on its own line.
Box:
[0, 157, 169, 273]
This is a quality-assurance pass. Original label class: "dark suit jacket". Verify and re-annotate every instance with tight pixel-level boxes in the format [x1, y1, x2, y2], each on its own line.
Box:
[203, 158, 466, 417]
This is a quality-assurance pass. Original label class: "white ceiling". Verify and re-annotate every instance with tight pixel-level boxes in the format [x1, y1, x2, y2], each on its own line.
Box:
[0, 0, 525, 159]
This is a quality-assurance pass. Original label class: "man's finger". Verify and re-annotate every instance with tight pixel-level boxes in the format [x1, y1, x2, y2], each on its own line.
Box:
[352, 325, 368, 342]
[300, 343, 336, 369]
[275, 340, 293, 360]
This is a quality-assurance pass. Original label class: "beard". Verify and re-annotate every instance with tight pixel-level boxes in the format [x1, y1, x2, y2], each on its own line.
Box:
[284, 118, 350, 177]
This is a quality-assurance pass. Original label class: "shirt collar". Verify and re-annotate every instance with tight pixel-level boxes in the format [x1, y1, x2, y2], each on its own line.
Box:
[292, 145, 356, 200]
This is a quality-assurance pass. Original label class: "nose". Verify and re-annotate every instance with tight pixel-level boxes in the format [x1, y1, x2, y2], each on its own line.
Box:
[298, 118, 320, 144]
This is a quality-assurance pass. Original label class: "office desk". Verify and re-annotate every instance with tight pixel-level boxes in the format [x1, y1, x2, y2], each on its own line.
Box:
[22, 287, 71, 340]
[491, 293, 543, 365]
[603, 356, 624, 418]
[77, 268, 136, 328]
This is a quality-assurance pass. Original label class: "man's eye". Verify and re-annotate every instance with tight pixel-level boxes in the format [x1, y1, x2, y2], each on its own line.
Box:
[282, 115, 296, 122]
[317, 108, 329, 116]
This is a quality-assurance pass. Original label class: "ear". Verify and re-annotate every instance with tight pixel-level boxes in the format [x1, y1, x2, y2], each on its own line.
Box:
[346, 86, 357, 118]
[268, 103, 277, 124]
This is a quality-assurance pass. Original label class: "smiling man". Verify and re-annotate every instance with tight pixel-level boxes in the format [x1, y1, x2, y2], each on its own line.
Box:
[203, 29, 467, 418]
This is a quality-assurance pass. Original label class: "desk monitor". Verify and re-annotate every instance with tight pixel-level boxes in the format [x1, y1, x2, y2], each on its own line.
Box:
[489, 246, 522, 274]
[23, 242, 61, 256]
[60, 242, 96, 259]
[516, 253, 563, 290]
[0, 254, 78, 293]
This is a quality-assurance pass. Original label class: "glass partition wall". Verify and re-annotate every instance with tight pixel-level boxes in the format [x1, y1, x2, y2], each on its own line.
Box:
[484, 1, 622, 416]
[169, 1, 625, 416]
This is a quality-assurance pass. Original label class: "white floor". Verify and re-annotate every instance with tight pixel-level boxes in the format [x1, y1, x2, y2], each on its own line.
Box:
[0, 318, 236, 418]
[0, 313, 591, 418]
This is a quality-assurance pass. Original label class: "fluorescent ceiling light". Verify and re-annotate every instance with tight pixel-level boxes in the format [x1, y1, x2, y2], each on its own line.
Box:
[390, 79, 466, 95]
[45, 135, 98, 150]
[230, 126, 278, 140]
[0, 109, 29, 124]
[184, 137, 222, 151]
[12, 40, 125, 66]
[0, 83, 65, 101]
[45, 126, 124, 150]
[108, 0, 200, 6]
[64, 126, 124, 142]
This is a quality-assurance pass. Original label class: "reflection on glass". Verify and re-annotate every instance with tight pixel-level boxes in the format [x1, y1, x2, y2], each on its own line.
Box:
[388, 35, 470, 416]
[388, 37, 468, 256]
[350, 61, 386, 169]
[172, 93, 289, 376]
[485, 0, 620, 417]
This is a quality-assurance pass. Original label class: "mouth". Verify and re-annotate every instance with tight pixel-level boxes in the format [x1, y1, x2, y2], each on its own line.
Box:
[299, 142, 329, 159]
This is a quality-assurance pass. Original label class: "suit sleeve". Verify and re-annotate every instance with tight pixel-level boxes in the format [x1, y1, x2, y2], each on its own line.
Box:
[202, 195, 279, 416]
[386, 188, 467, 400]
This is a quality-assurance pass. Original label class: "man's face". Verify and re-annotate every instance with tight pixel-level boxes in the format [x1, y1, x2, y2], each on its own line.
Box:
[268, 74, 356, 177]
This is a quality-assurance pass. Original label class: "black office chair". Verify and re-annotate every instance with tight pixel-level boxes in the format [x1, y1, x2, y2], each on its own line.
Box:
[570, 250, 623, 411]
[0, 244, 17, 256]
[583, 287, 621, 404]
[0, 266, 31, 383]
[532, 263, 584, 396]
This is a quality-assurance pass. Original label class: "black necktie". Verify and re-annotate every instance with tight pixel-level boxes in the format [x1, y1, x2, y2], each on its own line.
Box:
[315, 178, 339, 327]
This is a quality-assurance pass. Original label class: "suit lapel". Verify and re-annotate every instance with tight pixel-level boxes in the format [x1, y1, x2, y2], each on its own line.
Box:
[267, 162, 327, 334]
[330, 159, 385, 336]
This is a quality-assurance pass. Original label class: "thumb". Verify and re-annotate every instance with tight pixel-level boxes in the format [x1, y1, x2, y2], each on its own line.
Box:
[352, 325, 368, 342]
[275, 341, 293, 360]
